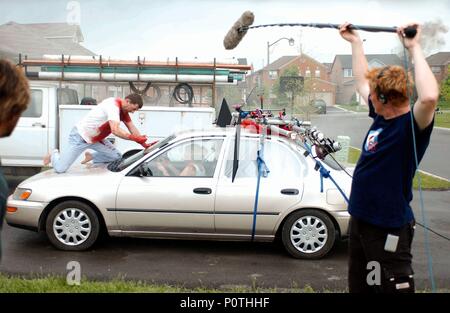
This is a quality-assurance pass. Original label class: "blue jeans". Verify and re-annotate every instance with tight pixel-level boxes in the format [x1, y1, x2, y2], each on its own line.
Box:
[51, 127, 122, 173]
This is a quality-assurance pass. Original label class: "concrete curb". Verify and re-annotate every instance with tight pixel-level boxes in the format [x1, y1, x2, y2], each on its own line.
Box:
[334, 105, 356, 114]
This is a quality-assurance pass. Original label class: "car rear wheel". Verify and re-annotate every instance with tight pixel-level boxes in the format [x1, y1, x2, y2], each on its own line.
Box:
[45, 201, 100, 251]
[281, 209, 336, 259]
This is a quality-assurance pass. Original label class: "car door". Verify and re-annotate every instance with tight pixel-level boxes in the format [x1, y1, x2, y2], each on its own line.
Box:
[214, 136, 306, 238]
[0, 87, 50, 166]
[115, 136, 225, 234]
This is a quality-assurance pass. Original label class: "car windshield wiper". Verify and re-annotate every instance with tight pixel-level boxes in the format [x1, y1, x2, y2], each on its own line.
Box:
[107, 158, 123, 172]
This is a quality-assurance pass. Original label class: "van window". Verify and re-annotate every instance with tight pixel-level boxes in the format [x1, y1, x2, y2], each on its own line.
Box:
[22, 89, 43, 118]
[57, 87, 79, 105]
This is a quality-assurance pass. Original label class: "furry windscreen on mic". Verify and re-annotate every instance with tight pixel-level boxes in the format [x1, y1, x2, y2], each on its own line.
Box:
[223, 11, 255, 50]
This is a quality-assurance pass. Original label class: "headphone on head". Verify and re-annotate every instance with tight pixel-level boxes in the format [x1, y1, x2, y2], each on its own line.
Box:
[375, 66, 391, 105]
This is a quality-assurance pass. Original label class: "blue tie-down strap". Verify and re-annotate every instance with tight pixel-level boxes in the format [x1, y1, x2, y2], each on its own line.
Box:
[318, 161, 349, 204]
[251, 150, 270, 241]
[257, 150, 270, 177]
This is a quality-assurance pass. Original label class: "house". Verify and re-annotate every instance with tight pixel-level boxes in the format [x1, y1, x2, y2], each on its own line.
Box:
[426, 52, 450, 85]
[330, 54, 403, 104]
[246, 54, 336, 106]
[0, 22, 96, 62]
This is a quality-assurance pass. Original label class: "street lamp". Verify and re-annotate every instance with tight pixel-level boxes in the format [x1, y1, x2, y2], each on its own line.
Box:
[267, 37, 295, 66]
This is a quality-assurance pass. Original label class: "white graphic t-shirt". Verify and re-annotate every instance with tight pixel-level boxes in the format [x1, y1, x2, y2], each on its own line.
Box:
[76, 97, 130, 143]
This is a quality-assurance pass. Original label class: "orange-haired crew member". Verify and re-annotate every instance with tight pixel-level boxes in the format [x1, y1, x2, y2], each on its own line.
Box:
[339, 22, 439, 293]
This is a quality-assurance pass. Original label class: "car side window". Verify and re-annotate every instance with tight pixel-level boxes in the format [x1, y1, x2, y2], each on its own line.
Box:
[21, 89, 43, 118]
[146, 138, 223, 177]
[224, 138, 306, 179]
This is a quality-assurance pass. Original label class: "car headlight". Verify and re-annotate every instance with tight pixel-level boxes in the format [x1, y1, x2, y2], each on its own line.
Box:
[13, 188, 32, 200]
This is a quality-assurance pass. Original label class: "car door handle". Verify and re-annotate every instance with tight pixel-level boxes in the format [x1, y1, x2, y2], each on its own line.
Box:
[193, 188, 212, 195]
[281, 188, 299, 195]
[32, 122, 46, 128]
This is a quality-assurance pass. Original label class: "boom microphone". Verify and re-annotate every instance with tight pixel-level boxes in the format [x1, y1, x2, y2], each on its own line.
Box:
[223, 11, 254, 50]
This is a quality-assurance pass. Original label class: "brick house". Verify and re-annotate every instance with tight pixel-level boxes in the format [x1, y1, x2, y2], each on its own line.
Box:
[426, 52, 450, 85]
[246, 54, 336, 106]
[330, 54, 402, 104]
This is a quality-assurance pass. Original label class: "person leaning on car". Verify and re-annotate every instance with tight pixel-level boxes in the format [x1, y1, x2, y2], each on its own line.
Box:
[339, 22, 439, 293]
[43, 93, 150, 173]
[0, 59, 31, 261]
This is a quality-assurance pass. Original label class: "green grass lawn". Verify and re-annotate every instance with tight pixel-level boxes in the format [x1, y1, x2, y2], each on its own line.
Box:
[0, 273, 323, 293]
[435, 112, 450, 128]
[1, 274, 447, 293]
[335, 104, 368, 112]
[437, 100, 450, 110]
[347, 147, 450, 190]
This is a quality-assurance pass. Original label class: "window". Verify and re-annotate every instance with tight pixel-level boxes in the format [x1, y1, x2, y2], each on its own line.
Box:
[269, 71, 278, 80]
[146, 138, 223, 177]
[21, 89, 43, 118]
[57, 87, 78, 105]
[343, 69, 353, 77]
[369, 60, 384, 69]
[315, 69, 321, 77]
[431, 66, 441, 73]
[305, 70, 311, 77]
[224, 138, 306, 179]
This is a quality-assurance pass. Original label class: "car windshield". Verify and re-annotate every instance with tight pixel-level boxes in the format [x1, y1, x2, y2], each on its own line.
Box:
[107, 135, 176, 172]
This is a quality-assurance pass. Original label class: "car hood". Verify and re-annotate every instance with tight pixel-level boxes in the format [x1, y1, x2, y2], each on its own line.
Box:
[19, 163, 113, 187]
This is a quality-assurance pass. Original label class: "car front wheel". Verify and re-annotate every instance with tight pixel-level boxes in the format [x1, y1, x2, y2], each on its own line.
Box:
[45, 200, 100, 251]
[281, 209, 336, 259]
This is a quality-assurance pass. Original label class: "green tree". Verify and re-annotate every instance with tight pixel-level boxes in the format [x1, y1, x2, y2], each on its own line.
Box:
[218, 85, 243, 105]
[440, 65, 450, 104]
[271, 65, 321, 119]
[272, 66, 304, 113]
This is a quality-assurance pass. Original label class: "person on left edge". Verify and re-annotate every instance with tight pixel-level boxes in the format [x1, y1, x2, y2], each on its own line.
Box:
[44, 94, 149, 173]
[0, 59, 31, 261]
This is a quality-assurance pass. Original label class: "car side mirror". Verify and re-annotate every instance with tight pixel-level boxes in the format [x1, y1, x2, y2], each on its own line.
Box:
[137, 165, 153, 177]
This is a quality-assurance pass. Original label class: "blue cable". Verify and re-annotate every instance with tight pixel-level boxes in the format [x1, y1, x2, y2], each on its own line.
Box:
[251, 145, 269, 241]
[319, 165, 350, 204]
[304, 142, 349, 204]
[401, 42, 436, 292]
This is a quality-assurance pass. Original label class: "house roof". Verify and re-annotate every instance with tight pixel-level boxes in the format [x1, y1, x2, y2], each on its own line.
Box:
[0, 22, 95, 61]
[332, 54, 403, 69]
[322, 62, 333, 72]
[263, 53, 330, 72]
[23, 22, 84, 42]
[426, 52, 450, 66]
[237, 58, 248, 65]
[265, 56, 298, 71]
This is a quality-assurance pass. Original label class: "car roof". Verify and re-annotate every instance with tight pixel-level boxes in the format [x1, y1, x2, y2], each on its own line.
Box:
[170, 126, 264, 141]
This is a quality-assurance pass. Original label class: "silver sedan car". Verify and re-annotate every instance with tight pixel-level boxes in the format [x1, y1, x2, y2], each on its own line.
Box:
[6, 127, 351, 259]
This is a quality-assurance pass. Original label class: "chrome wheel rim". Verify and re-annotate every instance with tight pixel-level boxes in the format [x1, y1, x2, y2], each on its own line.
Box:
[290, 215, 328, 254]
[53, 208, 91, 246]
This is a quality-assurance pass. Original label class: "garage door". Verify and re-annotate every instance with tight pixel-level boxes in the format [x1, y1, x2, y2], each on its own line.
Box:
[314, 92, 333, 106]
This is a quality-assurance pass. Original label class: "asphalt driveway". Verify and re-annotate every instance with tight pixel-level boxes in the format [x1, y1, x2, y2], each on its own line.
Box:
[1, 185, 449, 291]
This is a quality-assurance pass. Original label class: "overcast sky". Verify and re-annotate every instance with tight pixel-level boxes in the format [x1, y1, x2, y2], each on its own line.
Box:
[1, 0, 449, 70]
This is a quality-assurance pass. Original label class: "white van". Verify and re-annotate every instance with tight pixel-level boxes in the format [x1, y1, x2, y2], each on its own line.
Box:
[0, 81, 215, 175]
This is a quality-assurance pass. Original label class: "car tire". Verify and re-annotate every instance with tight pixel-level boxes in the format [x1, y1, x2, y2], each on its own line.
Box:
[281, 209, 336, 259]
[45, 201, 100, 251]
